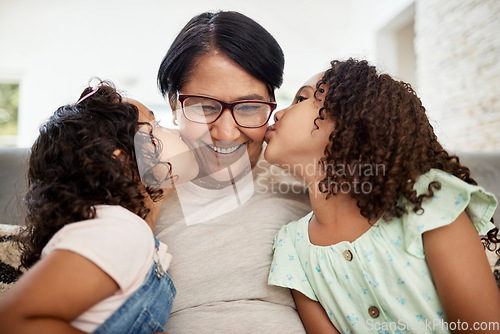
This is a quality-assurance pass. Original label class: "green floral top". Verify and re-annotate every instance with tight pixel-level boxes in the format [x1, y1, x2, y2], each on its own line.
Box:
[268, 169, 497, 334]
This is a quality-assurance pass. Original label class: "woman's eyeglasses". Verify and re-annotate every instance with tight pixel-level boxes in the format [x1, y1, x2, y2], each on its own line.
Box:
[178, 94, 276, 128]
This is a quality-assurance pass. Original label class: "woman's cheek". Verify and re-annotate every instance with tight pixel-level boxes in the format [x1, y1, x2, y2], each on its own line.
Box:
[178, 117, 211, 148]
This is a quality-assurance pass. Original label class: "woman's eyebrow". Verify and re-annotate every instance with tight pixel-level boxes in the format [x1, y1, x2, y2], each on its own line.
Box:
[236, 94, 267, 101]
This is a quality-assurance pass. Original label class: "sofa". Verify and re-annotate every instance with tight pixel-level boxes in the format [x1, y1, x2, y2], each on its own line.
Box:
[0, 147, 29, 227]
[1, 147, 499, 297]
[2, 147, 500, 227]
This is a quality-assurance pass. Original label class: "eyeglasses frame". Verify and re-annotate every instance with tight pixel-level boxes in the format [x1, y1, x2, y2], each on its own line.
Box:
[178, 94, 277, 128]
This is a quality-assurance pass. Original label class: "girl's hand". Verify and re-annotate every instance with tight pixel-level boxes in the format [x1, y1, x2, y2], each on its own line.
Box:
[0, 249, 119, 334]
[424, 211, 500, 333]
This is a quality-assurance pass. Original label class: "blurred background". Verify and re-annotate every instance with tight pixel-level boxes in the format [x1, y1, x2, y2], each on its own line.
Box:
[0, 0, 499, 152]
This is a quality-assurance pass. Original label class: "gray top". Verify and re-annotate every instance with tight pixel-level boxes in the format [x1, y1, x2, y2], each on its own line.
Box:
[154, 148, 311, 333]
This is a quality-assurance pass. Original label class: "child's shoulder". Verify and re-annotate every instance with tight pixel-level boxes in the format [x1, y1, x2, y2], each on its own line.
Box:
[274, 211, 313, 243]
[401, 169, 497, 257]
[413, 168, 497, 218]
[411, 168, 497, 218]
[283, 211, 313, 231]
[414, 168, 480, 195]
[93, 205, 150, 230]
[44, 205, 153, 256]
[72, 205, 151, 240]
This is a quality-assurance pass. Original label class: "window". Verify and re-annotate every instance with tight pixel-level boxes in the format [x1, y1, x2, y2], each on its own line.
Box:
[376, 2, 416, 88]
[0, 83, 19, 146]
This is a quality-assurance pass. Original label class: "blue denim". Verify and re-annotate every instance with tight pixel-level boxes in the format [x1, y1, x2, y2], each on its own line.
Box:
[94, 237, 176, 334]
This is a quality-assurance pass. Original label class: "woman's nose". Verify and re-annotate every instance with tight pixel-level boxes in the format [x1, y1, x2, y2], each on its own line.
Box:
[210, 109, 241, 142]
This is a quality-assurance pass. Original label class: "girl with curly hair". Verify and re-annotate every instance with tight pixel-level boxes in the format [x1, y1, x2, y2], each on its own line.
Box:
[265, 59, 500, 333]
[0, 81, 197, 333]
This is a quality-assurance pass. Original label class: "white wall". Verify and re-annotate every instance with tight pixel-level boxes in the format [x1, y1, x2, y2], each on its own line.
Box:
[415, 0, 500, 152]
[0, 0, 411, 147]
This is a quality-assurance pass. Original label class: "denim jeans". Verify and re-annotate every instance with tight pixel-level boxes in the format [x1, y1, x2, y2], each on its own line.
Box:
[94, 237, 176, 334]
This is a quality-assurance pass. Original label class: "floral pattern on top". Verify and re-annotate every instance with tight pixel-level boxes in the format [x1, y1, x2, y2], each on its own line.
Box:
[268, 169, 497, 333]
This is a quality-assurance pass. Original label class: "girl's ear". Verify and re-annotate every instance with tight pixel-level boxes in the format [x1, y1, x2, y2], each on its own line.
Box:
[112, 149, 138, 181]
[112, 149, 125, 161]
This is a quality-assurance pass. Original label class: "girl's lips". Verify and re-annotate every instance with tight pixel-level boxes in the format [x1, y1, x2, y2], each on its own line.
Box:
[264, 125, 275, 142]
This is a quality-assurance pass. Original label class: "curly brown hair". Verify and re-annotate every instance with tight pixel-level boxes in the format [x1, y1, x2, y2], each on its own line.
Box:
[315, 58, 499, 254]
[18, 81, 167, 269]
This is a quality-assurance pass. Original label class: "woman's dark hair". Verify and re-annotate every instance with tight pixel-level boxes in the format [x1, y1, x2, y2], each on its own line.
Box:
[157, 11, 284, 103]
[18, 81, 165, 268]
[315, 58, 499, 254]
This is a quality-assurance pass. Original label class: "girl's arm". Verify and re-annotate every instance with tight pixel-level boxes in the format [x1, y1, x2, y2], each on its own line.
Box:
[0, 249, 119, 334]
[291, 289, 340, 334]
[423, 211, 500, 333]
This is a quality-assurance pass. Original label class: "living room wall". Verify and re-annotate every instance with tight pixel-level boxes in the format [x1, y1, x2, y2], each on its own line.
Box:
[416, 0, 500, 152]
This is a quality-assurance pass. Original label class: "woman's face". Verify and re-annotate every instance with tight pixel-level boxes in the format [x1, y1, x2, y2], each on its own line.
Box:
[264, 73, 334, 178]
[170, 52, 271, 181]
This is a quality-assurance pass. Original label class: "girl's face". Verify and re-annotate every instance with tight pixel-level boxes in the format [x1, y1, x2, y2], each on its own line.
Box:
[169, 52, 271, 181]
[264, 73, 335, 179]
[130, 99, 198, 188]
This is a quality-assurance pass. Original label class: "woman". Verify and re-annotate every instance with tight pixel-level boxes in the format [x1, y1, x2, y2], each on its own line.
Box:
[155, 11, 311, 333]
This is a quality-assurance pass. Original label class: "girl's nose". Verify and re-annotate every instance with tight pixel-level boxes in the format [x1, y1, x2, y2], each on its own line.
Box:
[273, 108, 286, 123]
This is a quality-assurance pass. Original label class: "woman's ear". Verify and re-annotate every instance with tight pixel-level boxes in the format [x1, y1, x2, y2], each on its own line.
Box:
[167, 92, 177, 111]
[168, 92, 179, 126]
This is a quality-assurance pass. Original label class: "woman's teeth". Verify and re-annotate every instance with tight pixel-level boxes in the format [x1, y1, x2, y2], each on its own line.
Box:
[208, 144, 241, 154]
